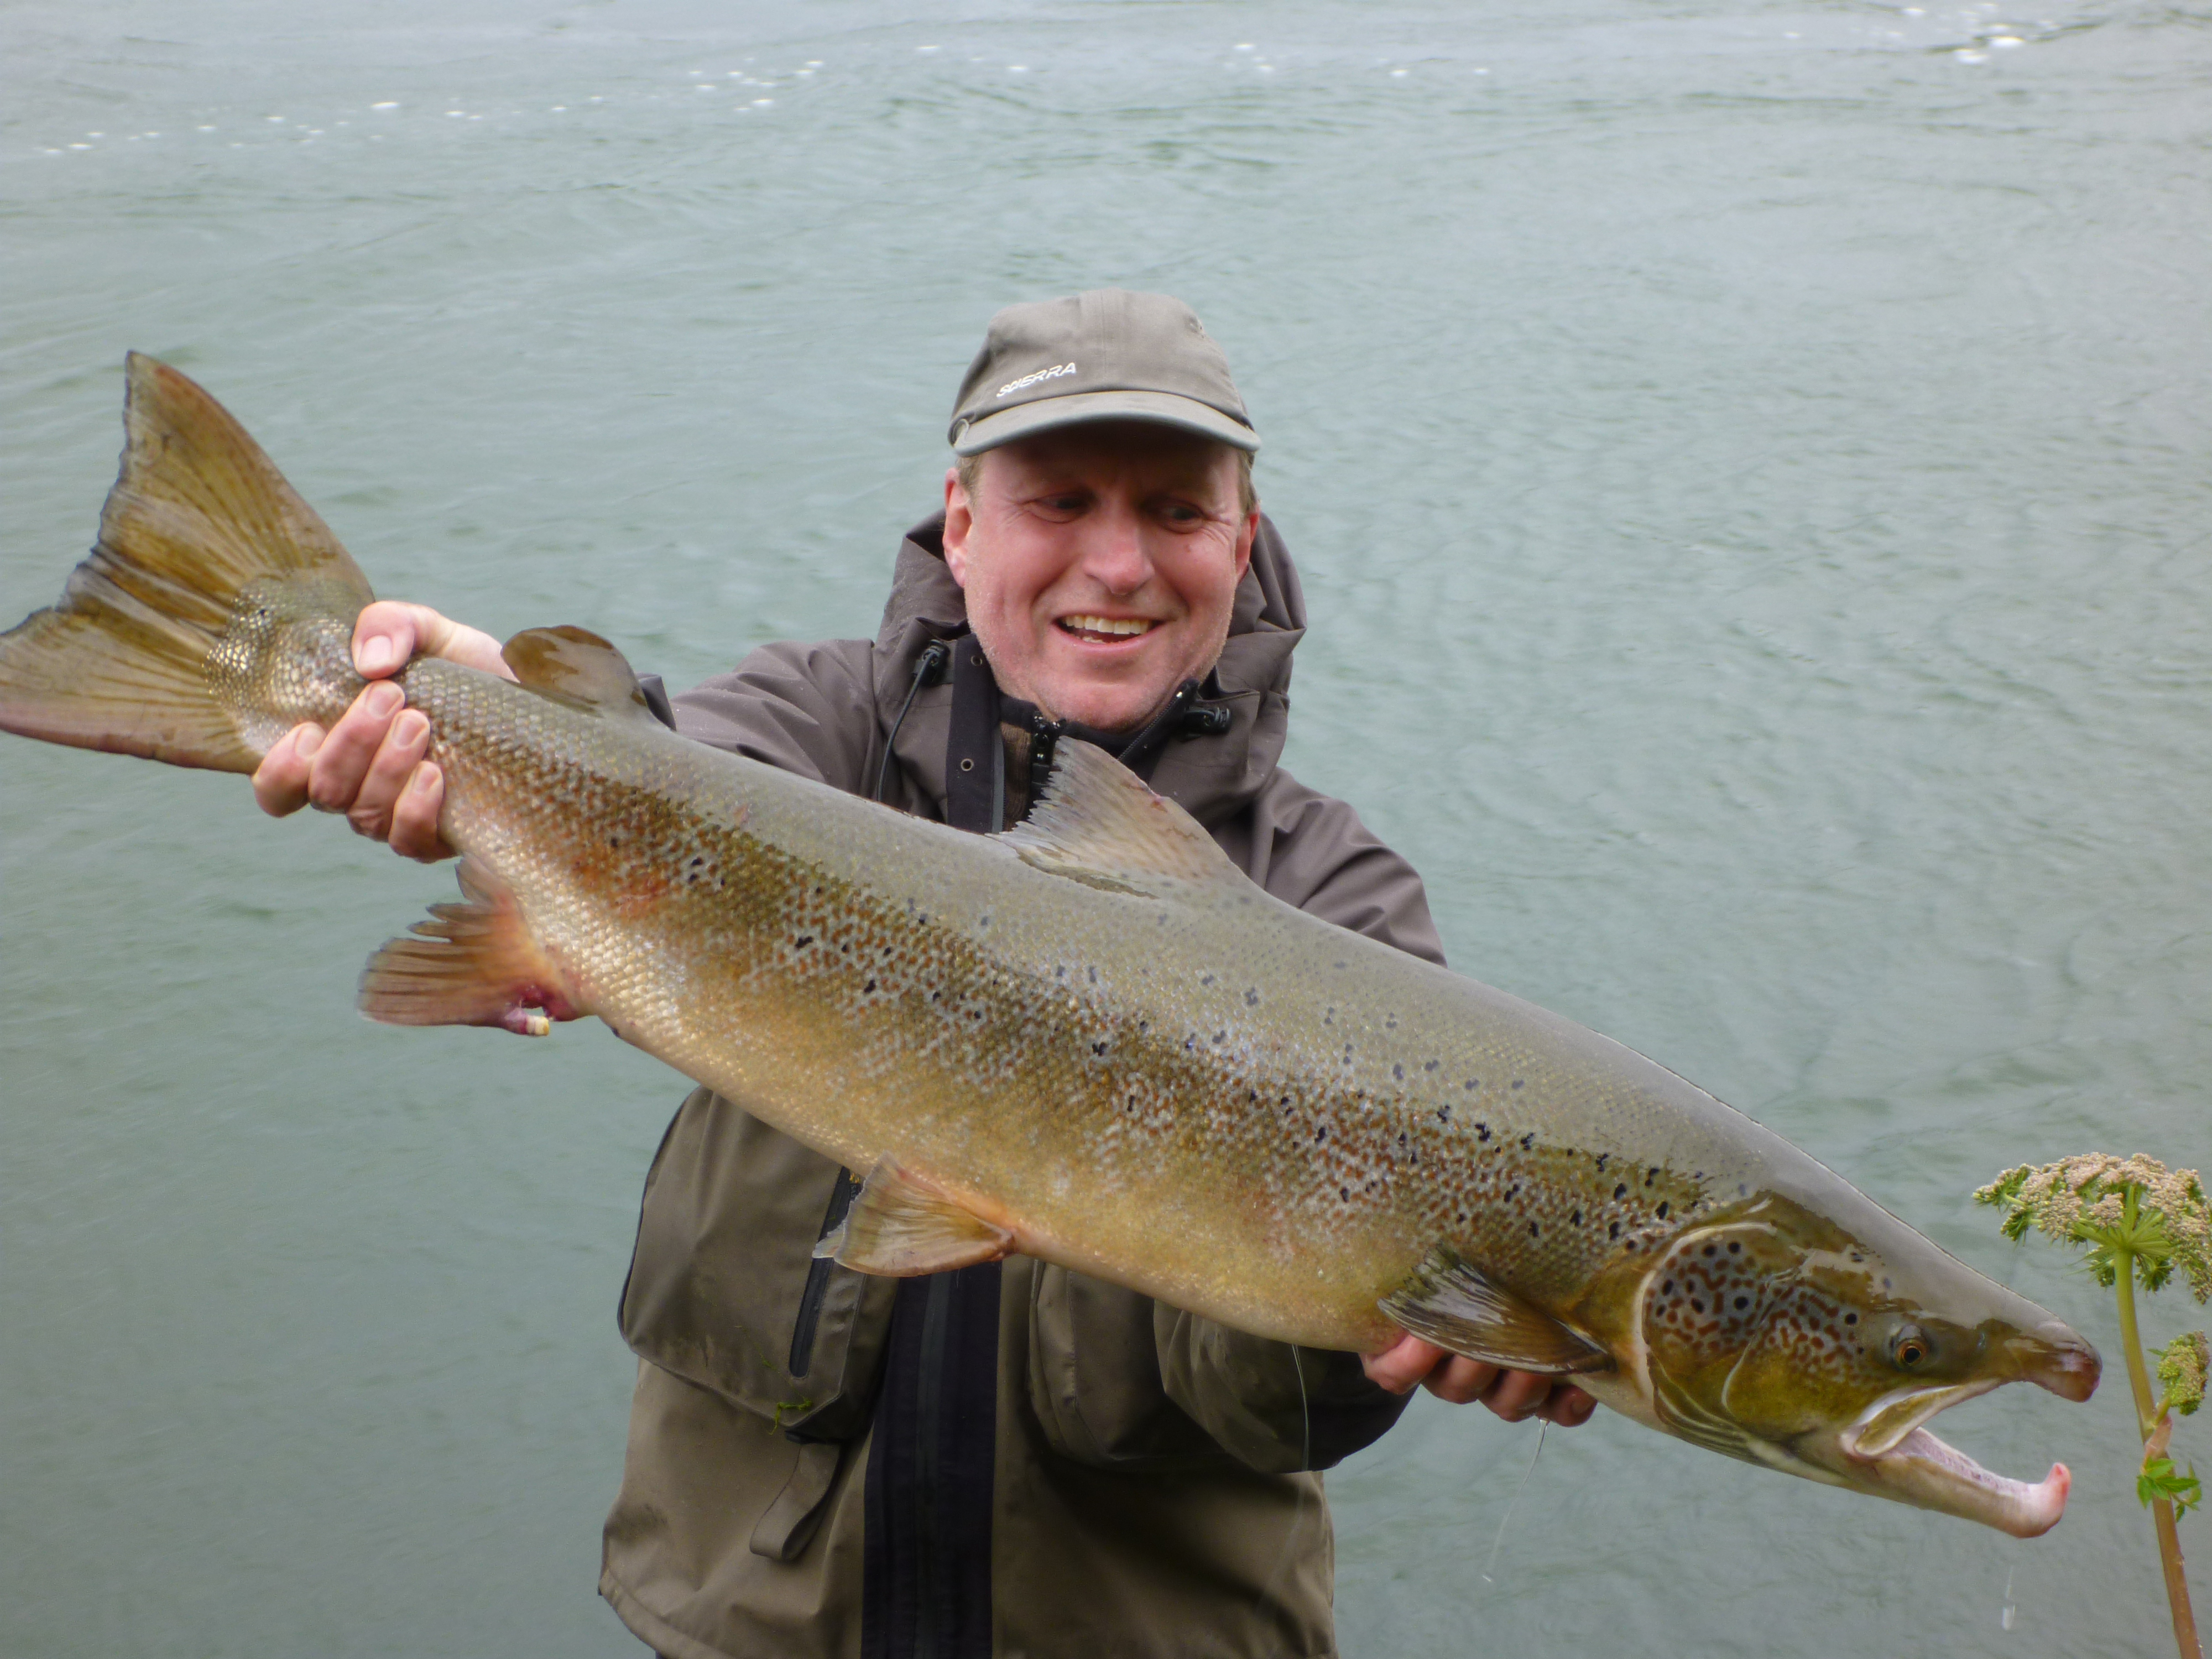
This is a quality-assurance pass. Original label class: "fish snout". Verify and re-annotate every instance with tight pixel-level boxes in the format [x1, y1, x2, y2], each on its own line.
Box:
[2011, 1320, 2100, 1402]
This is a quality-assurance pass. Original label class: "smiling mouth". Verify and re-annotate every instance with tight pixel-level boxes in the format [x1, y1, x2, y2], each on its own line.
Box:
[1057, 614, 1156, 644]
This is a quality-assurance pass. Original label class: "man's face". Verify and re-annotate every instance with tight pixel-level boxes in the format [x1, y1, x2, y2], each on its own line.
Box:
[942, 421, 1257, 734]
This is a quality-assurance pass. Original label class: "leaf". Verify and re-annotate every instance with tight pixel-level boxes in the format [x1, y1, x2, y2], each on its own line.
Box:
[2139, 1457, 2203, 1520]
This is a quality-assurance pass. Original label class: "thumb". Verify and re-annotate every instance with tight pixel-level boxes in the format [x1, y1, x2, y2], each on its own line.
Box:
[352, 601, 424, 678]
[352, 601, 514, 682]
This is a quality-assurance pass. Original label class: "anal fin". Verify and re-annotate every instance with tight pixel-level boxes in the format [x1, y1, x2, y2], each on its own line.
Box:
[358, 858, 583, 1036]
[1380, 1246, 1613, 1375]
[815, 1159, 1015, 1276]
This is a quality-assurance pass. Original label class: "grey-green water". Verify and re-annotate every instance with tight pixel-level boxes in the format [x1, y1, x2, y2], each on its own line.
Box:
[3, 2, 2206, 1653]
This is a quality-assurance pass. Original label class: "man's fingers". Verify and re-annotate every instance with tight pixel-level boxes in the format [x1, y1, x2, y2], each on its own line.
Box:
[1421, 1356, 1504, 1405]
[387, 761, 453, 862]
[1478, 1368, 1557, 1422]
[1365, 1327, 1605, 1426]
[1538, 1384, 1598, 1427]
[1361, 1333, 1452, 1395]
[344, 709, 434, 842]
[251, 724, 322, 817]
[307, 681, 406, 811]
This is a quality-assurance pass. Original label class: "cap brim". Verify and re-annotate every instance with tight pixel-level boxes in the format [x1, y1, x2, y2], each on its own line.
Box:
[952, 388, 1259, 456]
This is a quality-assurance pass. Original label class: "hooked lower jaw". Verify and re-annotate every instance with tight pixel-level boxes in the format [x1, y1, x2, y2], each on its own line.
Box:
[1850, 1427, 2073, 1538]
[1819, 1368, 2085, 1538]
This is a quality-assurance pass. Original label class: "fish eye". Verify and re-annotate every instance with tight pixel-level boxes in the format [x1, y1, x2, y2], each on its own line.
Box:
[1891, 1324, 1932, 1369]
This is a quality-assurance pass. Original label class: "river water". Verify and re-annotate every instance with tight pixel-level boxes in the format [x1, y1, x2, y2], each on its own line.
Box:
[2, 2, 2206, 1654]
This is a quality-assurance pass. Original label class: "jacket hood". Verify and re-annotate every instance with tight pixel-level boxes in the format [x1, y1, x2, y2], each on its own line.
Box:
[870, 512, 1307, 827]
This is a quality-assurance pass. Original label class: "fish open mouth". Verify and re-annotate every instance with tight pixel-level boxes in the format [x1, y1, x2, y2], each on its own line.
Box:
[1848, 1424, 2073, 1538]
[1820, 1328, 2097, 1540]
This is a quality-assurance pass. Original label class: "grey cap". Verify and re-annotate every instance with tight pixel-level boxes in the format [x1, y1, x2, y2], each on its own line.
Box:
[947, 288, 1260, 457]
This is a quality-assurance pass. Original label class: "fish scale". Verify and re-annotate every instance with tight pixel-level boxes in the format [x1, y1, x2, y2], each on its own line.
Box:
[0, 353, 2101, 1538]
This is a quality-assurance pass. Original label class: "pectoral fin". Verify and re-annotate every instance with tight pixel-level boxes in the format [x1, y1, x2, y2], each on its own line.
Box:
[1380, 1247, 1613, 1375]
[358, 858, 583, 1035]
[816, 1159, 1014, 1276]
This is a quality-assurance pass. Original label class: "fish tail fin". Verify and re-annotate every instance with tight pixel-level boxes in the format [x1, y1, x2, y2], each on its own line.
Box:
[0, 352, 374, 773]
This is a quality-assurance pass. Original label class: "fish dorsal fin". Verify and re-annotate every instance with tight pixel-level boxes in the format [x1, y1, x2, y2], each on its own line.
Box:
[816, 1158, 1015, 1276]
[501, 625, 661, 723]
[1380, 1247, 1614, 1375]
[999, 737, 1243, 896]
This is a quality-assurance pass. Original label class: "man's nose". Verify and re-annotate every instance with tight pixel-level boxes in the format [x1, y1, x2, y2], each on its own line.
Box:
[1077, 497, 1151, 593]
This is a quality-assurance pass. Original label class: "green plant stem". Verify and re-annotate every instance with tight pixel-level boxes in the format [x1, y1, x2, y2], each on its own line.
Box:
[2116, 1246, 2203, 1659]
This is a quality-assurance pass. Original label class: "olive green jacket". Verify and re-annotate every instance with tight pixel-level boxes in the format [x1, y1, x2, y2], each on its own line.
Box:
[601, 516, 1446, 1659]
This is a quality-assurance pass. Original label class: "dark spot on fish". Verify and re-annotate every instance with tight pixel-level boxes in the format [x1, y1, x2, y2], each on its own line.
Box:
[1056, 965, 1066, 979]
[1626, 1240, 1640, 1251]
[1663, 1280, 1675, 1294]
[1245, 989, 1260, 1007]
[1657, 1202, 1671, 1219]
[1609, 1222, 1621, 1239]
[1506, 1185, 1520, 1201]
[1386, 1016, 1399, 1030]
[1737, 1183, 1749, 1197]
[1528, 1221, 1540, 1238]
[1570, 1209, 1582, 1225]
[794, 935, 812, 948]
[1734, 1297, 1749, 1311]
[1437, 1105, 1453, 1124]
[1882, 1278, 1892, 1290]
[1844, 1313, 1858, 1326]
[1511, 1079, 1524, 1091]
[1315, 1125, 1327, 1142]
[1397, 1131, 1408, 1146]
[1702, 1244, 1715, 1257]
[608, 836, 620, 848]
[1595, 1153, 1609, 1171]
[1092, 1041, 1108, 1056]
[1088, 966, 1099, 984]
[1728, 1241, 1741, 1255]
[1464, 1079, 1478, 1091]
[1340, 1186, 1350, 1202]
[1425, 1060, 1438, 1072]
[1691, 1298, 1704, 1313]
[1213, 1030, 1227, 1045]
[863, 979, 876, 993]
[1391, 1063, 1405, 1082]
[1201, 973, 1215, 985]
[1520, 1132, 1535, 1150]
[1614, 1184, 1627, 1199]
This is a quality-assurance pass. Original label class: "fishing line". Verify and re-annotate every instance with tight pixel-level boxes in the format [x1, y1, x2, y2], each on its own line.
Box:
[1479, 1420, 1547, 1587]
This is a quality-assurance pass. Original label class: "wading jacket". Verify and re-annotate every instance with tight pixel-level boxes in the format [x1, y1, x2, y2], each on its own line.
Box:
[600, 514, 1447, 1659]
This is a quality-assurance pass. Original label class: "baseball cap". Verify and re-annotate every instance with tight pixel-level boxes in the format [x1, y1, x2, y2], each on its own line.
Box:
[947, 288, 1260, 457]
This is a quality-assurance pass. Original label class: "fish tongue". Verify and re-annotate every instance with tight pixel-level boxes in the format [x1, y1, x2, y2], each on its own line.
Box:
[1889, 1427, 2071, 1538]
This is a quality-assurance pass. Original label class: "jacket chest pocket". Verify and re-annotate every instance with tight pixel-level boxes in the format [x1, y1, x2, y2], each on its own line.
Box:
[619, 1088, 898, 1443]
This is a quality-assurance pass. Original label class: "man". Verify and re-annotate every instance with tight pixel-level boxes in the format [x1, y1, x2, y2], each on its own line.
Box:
[255, 290, 1594, 1657]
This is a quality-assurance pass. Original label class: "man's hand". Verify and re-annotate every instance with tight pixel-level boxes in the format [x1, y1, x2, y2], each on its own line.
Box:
[251, 601, 510, 860]
[1361, 1333, 1598, 1427]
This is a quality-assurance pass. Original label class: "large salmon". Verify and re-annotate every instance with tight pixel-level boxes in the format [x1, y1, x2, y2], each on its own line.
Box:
[0, 356, 2098, 1535]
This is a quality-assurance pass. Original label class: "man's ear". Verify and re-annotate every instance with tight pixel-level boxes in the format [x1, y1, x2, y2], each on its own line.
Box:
[1233, 509, 1259, 582]
[942, 464, 972, 588]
